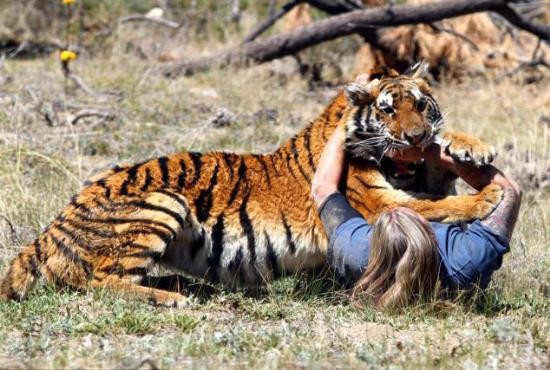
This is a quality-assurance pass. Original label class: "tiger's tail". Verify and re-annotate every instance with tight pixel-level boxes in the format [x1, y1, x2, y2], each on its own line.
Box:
[0, 241, 43, 301]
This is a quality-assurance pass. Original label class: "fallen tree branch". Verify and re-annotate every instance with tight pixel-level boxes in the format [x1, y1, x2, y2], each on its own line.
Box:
[163, 0, 550, 77]
[495, 4, 550, 40]
[119, 14, 181, 29]
[242, 0, 303, 43]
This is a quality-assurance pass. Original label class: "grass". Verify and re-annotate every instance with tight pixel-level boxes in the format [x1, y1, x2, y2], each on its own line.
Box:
[0, 6, 549, 369]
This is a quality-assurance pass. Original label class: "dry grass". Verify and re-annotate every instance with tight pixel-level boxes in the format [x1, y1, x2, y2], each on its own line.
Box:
[0, 5, 549, 369]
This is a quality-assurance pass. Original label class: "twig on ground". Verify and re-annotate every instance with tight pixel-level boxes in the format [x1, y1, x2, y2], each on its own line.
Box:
[64, 72, 122, 100]
[119, 14, 181, 29]
[231, 0, 242, 24]
[67, 73, 99, 97]
[503, 37, 549, 77]
[7, 41, 31, 58]
[428, 22, 479, 51]
[25, 87, 40, 105]
[41, 102, 59, 126]
[531, 38, 542, 60]
[208, 107, 236, 128]
[0, 214, 20, 245]
[69, 109, 116, 125]
[503, 57, 549, 77]
[133, 358, 160, 370]
[95, 12, 182, 42]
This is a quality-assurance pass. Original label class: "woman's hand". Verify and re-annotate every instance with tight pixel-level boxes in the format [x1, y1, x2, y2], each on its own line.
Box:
[388, 143, 521, 196]
[311, 128, 346, 208]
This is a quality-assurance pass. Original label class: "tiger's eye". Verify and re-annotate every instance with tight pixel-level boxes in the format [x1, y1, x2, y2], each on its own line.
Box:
[416, 99, 427, 112]
[381, 106, 395, 115]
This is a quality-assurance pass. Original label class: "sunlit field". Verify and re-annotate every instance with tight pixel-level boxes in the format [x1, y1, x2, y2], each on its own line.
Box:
[0, 2, 548, 368]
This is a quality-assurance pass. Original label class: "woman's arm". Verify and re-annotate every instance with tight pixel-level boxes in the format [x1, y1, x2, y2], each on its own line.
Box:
[312, 128, 372, 282]
[311, 128, 363, 237]
[392, 144, 522, 241]
[311, 127, 346, 207]
[431, 149, 521, 241]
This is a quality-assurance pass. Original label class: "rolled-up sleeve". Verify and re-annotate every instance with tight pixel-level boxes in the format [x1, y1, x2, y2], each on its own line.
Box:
[318, 192, 363, 238]
[432, 220, 509, 290]
[317, 192, 372, 284]
[327, 218, 373, 284]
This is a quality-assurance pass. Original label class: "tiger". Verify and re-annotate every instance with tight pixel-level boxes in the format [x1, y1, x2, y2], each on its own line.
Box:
[0, 62, 501, 306]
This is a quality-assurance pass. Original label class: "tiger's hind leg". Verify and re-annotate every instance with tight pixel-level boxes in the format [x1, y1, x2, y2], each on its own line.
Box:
[90, 190, 195, 306]
[90, 275, 189, 307]
[142, 274, 219, 300]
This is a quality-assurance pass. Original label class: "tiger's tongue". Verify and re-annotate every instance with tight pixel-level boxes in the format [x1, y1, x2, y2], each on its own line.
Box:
[393, 160, 415, 176]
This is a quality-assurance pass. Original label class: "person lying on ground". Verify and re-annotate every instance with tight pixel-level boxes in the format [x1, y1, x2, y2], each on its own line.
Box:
[311, 128, 522, 310]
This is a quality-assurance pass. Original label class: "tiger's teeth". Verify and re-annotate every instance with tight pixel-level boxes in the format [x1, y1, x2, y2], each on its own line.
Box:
[420, 146, 426, 153]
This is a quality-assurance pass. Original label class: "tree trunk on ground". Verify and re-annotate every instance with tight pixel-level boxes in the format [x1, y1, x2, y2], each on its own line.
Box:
[162, 0, 550, 77]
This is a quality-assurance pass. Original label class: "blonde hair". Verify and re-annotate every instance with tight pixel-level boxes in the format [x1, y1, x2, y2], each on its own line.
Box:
[352, 207, 440, 310]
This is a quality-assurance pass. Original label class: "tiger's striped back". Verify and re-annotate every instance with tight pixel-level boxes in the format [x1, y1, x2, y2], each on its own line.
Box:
[0, 90, 346, 302]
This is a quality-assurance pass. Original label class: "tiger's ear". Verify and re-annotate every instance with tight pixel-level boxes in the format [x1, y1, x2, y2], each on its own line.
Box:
[368, 66, 399, 80]
[406, 61, 429, 79]
[344, 75, 380, 107]
[415, 78, 431, 94]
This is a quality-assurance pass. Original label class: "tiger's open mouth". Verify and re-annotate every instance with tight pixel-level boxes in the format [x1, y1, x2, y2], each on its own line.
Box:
[392, 161, 418, 179]
[388, 132, 435, 152]
[381, 157, 424, 181]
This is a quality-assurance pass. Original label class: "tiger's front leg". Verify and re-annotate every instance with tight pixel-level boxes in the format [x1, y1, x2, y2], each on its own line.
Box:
[347, 180, 503, 224]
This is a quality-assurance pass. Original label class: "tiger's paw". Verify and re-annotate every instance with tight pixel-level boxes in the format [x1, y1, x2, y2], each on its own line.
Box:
[153, 292, 190, 308]
[473, 183, 503, 219]
[441, 132, 497, 167]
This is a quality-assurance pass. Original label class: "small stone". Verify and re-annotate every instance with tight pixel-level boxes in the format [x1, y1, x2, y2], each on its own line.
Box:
[209, 107, 236, 127]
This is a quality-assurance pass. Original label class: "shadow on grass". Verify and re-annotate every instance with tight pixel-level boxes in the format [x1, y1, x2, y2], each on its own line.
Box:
[141, 267, 349, 305]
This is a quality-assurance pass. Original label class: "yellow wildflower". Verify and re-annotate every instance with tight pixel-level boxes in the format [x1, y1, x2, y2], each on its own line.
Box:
[62, 0, 76, 4]
[60, 50, 77, 62]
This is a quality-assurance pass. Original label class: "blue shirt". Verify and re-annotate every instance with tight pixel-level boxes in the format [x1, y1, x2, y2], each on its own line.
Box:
[320, 193, 509, 290]
[329, 217, 509, 289]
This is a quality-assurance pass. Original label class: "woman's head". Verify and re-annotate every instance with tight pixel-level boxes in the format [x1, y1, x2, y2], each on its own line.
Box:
[352, 207, 440, 310]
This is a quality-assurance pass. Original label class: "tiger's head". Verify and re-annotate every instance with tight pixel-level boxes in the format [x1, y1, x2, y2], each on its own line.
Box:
[343, 62, 444, 162]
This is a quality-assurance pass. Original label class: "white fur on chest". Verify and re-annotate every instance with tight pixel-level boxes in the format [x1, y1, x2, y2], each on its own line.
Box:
[162, 223, 327, 286]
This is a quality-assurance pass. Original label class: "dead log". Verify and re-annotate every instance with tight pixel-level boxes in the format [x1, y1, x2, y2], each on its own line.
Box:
[163, 0, 550, 77]
[305, 0, 362, 14]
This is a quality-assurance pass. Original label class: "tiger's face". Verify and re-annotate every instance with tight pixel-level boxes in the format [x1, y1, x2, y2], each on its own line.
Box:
[343, 62, 443, 162]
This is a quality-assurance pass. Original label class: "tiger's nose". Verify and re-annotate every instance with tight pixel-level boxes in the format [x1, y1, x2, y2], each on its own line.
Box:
[405, 132, 425, 145]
